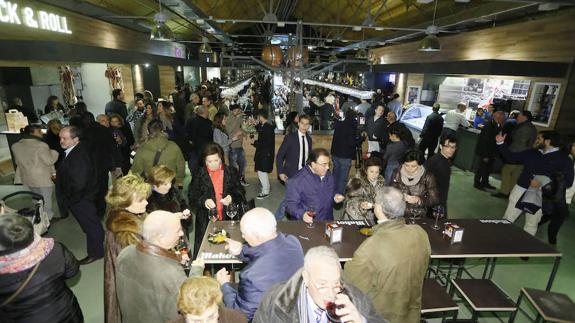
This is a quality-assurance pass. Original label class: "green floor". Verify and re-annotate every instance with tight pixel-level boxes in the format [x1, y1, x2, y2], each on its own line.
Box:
[2, 167, 574, 322]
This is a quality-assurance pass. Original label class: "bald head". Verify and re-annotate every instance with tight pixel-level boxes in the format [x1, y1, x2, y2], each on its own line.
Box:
[143, 210, 183, 249]
[240, 207, 277, 246]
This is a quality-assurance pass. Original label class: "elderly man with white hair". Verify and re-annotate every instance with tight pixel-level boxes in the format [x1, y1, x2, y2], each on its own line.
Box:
[116, 211, 202, 323]
[253, 246, 386, 323]
[216, 207, 304, 321]
[343, 187, 431, 323]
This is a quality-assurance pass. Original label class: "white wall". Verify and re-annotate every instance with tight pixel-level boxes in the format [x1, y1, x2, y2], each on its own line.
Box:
[80, 63, 110, 116]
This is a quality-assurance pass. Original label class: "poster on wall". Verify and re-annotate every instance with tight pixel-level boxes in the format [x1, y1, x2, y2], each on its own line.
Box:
[439, 77, 531, 110]
[464, 78, 484, 94]
[527, 82, 560, 126]
[407, 86, 421, 104]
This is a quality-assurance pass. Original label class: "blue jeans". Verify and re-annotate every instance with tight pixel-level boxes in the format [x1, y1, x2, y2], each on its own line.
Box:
[229, 147, 246, 178]
[332, 156, 352, 195]
[274, 199, 287, 221]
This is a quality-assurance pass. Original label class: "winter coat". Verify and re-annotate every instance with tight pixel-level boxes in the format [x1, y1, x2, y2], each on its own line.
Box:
[508, 121, 537, 154]
[105, 99, 128, 120]
[0, 242, 83, 323]
[55, 142, 99, 209]
[186, 115, 213, 154]
[12, 137, 59, 187]
[252, 268, 387, 323]
[390, 167, 439, 218]
[188, 165, 245, 257]
[476, 120, 502, 158]
[420, 112, 444, 141]
[343, 219, 431, 323]
[146, 186, 188, 213]
[331, 118, 362, 160]
[253, 122, 275, 173]
[285, 166, 335, 221]
[213, 128, 232, 155]
[222, 233, 304, 320]
[226, 113, 245, 149]
[131, 136, 186, 186]
[116, 243, 186, 323]
[104, 210, 144, 323]
[344, 172, 385, 221]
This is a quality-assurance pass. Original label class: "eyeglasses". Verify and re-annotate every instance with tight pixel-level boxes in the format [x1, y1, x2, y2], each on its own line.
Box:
[309, 279, 343, 294]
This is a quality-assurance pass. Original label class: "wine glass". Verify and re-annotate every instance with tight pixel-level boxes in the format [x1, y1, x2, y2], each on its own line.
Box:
[306, 206, 316, 229]
[176, 236, 191, 270]
[410, 207, 424, 225]
[326, 287, 347, 323]
[432, 205, 444, 230]
[227, 204, 238, 225]
[208, 208, 218, 232]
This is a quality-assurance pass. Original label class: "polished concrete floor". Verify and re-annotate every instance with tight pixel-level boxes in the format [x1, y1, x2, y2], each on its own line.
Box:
[1, 166, 574, 323]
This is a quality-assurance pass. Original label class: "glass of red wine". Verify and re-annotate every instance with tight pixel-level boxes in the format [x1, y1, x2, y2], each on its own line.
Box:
[306, 206, 316, 229]
[325, 287, 347, 323]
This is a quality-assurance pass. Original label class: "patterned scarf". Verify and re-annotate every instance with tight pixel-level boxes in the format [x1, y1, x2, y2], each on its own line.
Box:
[0, 236, 54, 274]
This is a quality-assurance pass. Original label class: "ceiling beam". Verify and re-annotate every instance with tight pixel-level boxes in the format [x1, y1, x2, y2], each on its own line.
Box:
[166, 0, 233, 44]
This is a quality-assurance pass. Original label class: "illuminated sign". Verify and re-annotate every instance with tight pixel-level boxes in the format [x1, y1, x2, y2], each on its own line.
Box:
[0, 1, 72, 34]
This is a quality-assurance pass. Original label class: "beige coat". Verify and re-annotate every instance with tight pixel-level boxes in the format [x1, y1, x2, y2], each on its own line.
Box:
[343, 219, 431, 323]
[12, 137, 59, 187]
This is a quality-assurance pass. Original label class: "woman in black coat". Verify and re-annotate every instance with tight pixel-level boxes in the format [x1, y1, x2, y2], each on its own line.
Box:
[253, 109, 275, 199]
[0, 214, 83, 323]
[188, 143, 245, 257]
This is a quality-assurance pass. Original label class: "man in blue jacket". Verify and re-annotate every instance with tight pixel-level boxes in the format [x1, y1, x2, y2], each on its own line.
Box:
[497, 130, 574, 236]
[285, 148, 345, 223]
[216, 208, 304, 321]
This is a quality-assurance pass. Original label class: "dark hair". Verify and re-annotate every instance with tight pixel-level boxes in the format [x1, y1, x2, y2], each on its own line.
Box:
[393, 93, 400, 99]
[112, 89, 123, 99]
[109, 113, 124, 127]
[65, 125, 82, 140]
[74, 102, 88, 115]
[80, 112, 95, 129]
[202, 142, 225, 165]
[361, 157, 383, 177]
[440, 133, 457, 146]
[402, 149, 425, 165]
[135, 92, 144, 100]
[230, 104, 241, 111]
[0, 214, 34, 256]
[147, 119, 165, 136]
[21, 124, 42, 135]
[540, 131, 563, 148]
[388, 123, 403, 137]
[286, 111, 298, 125]
[344, 108, 356, 121]
[299, 114, 312, 123]
[213, 113, 227, 133]
[432, 103, 440, 112]
[46, 95, 59, 106]
[256, 109, 269, 120]
[520, 110, 533, 122]
[135, 98, 144, 105]
[308, 148, 330, 164]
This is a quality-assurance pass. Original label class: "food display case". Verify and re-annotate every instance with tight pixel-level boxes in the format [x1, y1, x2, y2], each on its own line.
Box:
[399, 103, 445, 138]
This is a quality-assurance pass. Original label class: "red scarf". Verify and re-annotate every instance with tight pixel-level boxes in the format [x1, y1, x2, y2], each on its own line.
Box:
[207, 165, 225, 220]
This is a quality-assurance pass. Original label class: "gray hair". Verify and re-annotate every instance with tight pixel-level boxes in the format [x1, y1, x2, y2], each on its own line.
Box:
[240, 207, 277, 240]
[304, 246, 340, 273]
[142, 210, 179, 242]
[195, 105, 207, 116]
[374, 187, 406, 220]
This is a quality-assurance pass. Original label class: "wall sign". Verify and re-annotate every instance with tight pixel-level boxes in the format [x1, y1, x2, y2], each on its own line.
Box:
[0, 1, 72, 34]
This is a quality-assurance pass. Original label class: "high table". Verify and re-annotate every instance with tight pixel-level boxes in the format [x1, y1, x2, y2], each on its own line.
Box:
[197, 218, 561, 290]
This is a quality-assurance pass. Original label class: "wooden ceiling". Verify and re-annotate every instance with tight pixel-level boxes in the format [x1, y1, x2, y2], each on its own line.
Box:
[78, 0, 570, 53]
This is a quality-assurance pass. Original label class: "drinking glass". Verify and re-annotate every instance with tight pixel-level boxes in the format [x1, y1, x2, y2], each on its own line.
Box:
[208, 208, 218, 232]
[176, 236, 191, 270]
[227, 204, 238, 225]
[432, 205, 443, 230]
[325, 288, 347, 323]
[306, 206, 316, 229]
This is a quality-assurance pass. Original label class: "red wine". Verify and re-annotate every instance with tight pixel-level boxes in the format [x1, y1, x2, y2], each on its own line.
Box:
[308, 211, 316, 218]
[325, 301, 343, 322]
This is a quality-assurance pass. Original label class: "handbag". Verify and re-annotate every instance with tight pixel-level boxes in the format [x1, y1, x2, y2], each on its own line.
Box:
[0, 262, 40, 307]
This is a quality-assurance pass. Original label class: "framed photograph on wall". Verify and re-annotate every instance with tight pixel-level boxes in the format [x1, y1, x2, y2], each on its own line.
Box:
[527, 82, 561, 127]
[407, 86, 421, 104]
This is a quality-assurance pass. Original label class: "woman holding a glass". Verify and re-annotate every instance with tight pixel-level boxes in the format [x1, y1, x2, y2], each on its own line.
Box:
[188, 143, 245, 257]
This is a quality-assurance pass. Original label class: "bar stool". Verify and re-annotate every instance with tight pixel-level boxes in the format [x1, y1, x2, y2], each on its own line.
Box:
[509, 288, 575, 323]
[421, 279, 459, 322]
[451, 279, 516, 322]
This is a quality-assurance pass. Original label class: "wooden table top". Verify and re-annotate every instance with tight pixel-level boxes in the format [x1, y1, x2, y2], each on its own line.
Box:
[197, 218, 561, 264]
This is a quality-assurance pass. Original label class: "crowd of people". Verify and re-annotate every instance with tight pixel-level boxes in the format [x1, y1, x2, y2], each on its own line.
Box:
[1, 78, 574, 323]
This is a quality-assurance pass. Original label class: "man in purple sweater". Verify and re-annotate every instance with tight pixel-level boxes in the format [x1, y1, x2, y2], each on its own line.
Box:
[496, 130, 574, 236]
[285, 148, 345, 223]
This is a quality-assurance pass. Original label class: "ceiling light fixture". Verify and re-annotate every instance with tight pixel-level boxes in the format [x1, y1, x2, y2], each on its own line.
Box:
[419, 0, 441, 52]
[199, 36, 213, 54]
[352, 26, 362, 31]
[355, 48, 368, 59]
[329, 54, 337, 63]
[150, 1, 174, 41]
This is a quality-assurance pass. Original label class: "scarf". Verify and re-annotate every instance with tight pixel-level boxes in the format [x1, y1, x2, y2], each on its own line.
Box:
[400, 165, 425, 187]
[0, 236, 54, 274]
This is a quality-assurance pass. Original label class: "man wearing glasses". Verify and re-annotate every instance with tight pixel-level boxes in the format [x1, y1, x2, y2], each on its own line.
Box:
[285, 148, 345, 224]
[253, 246, 386, 323]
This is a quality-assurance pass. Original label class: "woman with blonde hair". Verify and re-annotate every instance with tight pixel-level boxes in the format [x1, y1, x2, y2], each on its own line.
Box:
[104, 174, 151, 323]
[168, 277, 247, 323]
[146, 165, 188, 214]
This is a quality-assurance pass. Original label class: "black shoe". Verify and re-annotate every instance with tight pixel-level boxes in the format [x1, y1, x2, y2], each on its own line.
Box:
[240, 178, 250, 187]
[256, 193, 269, 200]
[520, 257, 530, 261]
[474, 184, 485, 191]
[484, 184, 497, 190]
[491, 192, 509, 199]
[79, 256, 102, 265]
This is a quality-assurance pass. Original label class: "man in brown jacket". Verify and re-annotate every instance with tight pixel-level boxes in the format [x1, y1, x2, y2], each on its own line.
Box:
[343, 187, 431, 323]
